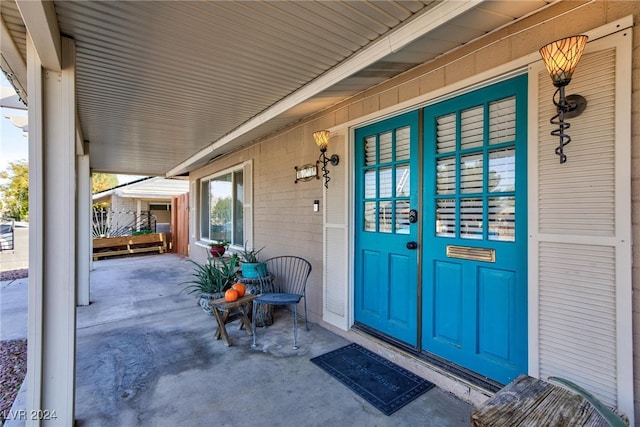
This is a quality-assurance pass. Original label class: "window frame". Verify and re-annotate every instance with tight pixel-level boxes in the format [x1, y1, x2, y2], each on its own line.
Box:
[198, 161, 252, 250]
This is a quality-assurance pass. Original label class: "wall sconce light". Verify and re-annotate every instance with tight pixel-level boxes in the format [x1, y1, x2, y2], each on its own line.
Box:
[539, 35, 588, 163]
[313, 130, 339, 188]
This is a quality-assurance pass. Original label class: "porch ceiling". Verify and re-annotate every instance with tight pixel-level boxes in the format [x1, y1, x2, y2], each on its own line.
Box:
[1, 0, 554, 177]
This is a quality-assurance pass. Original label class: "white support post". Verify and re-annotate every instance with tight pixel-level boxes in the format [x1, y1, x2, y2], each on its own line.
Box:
[77, 153, 91, 306]
[26, 35, 77, 426]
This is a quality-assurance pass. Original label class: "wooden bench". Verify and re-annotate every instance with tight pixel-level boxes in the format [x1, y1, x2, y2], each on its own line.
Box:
[471, 375, 627, 426]
[93, 232, 167, 260]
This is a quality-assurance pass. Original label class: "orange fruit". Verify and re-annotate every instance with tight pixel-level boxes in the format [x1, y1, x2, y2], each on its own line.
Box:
[232, 283, 246, 297]
[224, 289, 239, 302]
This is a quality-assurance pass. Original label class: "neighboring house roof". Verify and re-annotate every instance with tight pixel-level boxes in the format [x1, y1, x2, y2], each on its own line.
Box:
[92, 177, 189, 202]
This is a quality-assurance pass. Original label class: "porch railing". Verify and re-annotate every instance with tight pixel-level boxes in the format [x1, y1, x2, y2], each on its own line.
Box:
[92, 209, 157, 238]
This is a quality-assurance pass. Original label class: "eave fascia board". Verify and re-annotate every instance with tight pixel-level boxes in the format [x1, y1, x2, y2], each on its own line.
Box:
[166, 0, 484, 177]
[16, 0, 62, 71]
[0, 15, 27, 103]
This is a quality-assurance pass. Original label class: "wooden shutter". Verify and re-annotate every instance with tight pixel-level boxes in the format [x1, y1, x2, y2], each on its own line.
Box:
[323, 131, 350, 329]
[530, 30, 632, 418]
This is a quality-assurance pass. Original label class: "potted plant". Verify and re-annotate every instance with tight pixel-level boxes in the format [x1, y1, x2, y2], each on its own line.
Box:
[238, 242, 266, 278]
[179, 255, 239, 314]
[208, 239, 229, 258]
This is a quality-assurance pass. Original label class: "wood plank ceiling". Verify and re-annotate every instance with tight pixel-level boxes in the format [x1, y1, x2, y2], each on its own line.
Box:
[1, 0, 553, 176]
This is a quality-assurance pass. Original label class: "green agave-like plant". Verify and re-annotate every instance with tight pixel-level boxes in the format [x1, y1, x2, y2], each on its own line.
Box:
[548, 377, 628, 427]
[179, 255, 239, 295]
[238, 241, 265, 263]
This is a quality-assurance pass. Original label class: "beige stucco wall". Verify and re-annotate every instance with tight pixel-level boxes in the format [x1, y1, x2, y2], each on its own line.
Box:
[189, 134, 325, 323]
[190, 0, 640, 418]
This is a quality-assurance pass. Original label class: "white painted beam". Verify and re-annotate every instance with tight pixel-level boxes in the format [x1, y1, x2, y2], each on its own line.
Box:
[77, 152, 91, 306]
[16, 0, 62, 71]
[26, 35, 77, 426]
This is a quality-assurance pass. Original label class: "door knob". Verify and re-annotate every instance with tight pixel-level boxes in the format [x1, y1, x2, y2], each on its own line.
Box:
[406, 241, 418, 250]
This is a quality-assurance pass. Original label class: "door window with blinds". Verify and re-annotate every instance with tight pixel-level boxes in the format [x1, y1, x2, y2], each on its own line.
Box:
[363, 127, 411, 234]
[435, 96, 516, 241]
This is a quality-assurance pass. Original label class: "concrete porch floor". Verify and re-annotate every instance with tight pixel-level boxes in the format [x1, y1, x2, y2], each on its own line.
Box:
[2, 253, 474, 426]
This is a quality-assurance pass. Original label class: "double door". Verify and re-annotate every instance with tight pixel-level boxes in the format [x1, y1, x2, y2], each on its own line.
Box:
[354, 75, 528, 384]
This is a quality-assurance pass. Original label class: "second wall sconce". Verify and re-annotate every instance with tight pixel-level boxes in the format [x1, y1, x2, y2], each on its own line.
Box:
[313, 130, 339, 188]
[539, 35, 588, 164]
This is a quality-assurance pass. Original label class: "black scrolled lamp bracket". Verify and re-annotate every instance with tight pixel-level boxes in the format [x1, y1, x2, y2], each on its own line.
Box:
[550, 90, 587, 163]
[319, 148, 340, 188]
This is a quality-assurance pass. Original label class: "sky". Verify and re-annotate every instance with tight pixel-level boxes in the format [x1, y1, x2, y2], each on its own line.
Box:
[1, 73, 142, 185]
[0, 74, 28, 172]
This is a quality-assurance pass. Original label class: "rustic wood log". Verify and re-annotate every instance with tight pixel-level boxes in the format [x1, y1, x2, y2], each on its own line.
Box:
[471, 375, 623, 427]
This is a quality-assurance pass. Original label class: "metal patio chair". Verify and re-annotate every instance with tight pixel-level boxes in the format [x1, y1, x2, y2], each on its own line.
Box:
[251, 256, 312, 349]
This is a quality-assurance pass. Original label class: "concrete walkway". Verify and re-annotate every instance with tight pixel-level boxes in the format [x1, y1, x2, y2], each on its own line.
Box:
[2, 253, 474, 426]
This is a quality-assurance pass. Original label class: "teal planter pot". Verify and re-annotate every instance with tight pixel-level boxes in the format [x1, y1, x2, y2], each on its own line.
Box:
[241, 262, 267, 278]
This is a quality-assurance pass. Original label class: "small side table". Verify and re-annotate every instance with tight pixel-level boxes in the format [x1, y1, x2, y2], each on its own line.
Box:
[237, 274, 274, 327]
[210, 294, 258, 346]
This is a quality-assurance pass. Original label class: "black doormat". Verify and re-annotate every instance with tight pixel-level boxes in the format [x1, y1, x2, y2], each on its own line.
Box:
[310, 343, 435, 415]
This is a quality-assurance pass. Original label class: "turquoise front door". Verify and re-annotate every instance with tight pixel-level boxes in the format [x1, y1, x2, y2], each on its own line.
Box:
[422, 76, 528, 384]
[354, 111, 419, 346]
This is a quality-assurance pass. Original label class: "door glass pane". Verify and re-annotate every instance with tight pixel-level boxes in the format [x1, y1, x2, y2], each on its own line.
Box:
[365, 136, 377, 166]
[489, 197, 515, 241]
[364, 202, 377, 232]
[461, 153, 483, 194]
[379, 167, 392, 198]
[379, 131, 393, 163]
[436, 199, 455, 237]
[489, 96, 516, 145]
[489, 148, 515, 192]
[379, 201, 392, 233]
[396, 126, 410, 161]
[437, 157, 455, 195]
[461, 105, 484, 150]
[364, 169, 376, 198]
[395, 201, 410, 234]
[436, 113, 456, 153]
[396, 165, 410, 197]
[460, 198, 483, 239]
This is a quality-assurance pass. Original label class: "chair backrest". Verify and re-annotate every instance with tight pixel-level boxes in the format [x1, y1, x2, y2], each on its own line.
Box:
[265, 256, 312, 296]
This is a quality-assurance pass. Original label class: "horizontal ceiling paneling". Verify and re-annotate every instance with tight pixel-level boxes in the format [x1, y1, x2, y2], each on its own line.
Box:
[2, 0, 554, 176]
[52, 0, 439, 175]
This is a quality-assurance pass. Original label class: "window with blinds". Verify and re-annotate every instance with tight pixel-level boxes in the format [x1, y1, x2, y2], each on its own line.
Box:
[363, 126, 411, 234]
[435, 96, 517, 241]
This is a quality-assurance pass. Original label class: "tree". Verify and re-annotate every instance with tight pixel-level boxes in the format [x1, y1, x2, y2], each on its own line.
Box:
[0, 160, 29, 221]
[92, 173, 119, 194]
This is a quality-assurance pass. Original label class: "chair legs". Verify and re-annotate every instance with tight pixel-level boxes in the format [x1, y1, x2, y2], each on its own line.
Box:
[251, 301, 258, 348]
[302, 298, 309, 331]
[251, 302, 302, 350]
[292, 304, 298, 350]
